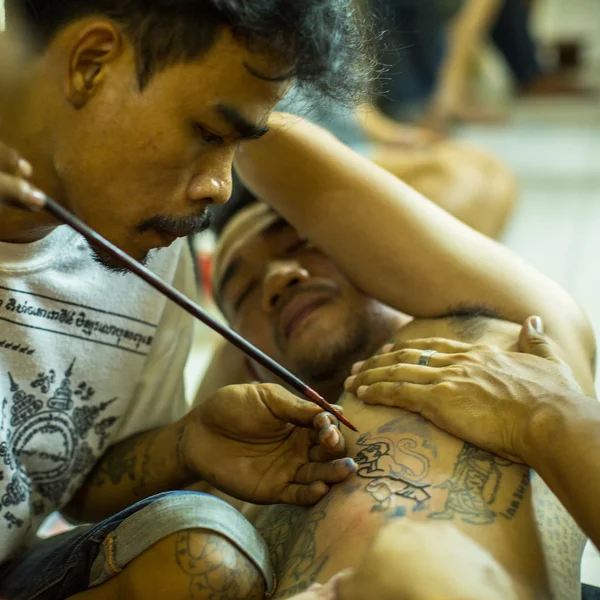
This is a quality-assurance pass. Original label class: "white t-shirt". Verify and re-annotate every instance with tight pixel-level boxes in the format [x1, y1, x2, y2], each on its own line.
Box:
[0, 226, 195, 563]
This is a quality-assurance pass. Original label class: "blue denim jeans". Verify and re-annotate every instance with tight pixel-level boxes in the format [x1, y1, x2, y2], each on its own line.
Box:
[0, 491, 274, 600]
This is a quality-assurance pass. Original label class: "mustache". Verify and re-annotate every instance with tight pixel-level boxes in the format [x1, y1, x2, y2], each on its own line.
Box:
[137, 211, 212, 238]
[273, 282, 340, 353]
[277, 283, 339, 315]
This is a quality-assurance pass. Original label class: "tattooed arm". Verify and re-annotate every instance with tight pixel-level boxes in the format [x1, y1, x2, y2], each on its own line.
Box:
[64, 383, 352, 523]
[63, 423, 195, 523]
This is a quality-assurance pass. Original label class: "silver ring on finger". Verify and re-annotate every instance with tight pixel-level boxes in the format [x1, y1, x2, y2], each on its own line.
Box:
[418, 349, 437, 367]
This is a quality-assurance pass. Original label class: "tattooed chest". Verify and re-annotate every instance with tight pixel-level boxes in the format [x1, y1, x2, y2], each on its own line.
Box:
[353, 421, 530, 527]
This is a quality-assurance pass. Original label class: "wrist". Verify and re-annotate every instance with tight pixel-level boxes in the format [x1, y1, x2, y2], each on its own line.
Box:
[167, 420, 201, 486]
[177, 415, 214, 485]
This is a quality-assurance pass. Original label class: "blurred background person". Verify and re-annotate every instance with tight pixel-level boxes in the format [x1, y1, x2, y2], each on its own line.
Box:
[370, 0, 595, 132]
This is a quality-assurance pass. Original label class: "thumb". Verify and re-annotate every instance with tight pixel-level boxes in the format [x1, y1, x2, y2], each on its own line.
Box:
[258, 384, 322, 428]
[518, 316, 559, 361]
[330, 569, 357, 599]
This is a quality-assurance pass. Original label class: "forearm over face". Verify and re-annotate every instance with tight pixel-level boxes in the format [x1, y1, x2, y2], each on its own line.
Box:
[235, 115, 594, 368]
[64, 423, 196, 523]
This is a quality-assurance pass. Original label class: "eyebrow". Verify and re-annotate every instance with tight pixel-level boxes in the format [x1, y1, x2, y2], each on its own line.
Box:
[215, 103, 270, 141]
[216, 218, 292, 301]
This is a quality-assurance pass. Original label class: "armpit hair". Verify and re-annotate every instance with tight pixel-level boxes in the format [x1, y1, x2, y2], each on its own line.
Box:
[439, 304, 503, 343]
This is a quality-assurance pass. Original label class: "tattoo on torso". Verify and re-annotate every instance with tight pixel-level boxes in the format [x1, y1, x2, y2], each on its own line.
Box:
[255, 495, 333, 599]
[354, 417, 530, 525]
[428, 444, 521, 525]
[257, 415, 533, 599]
[355, 434, 432, 513]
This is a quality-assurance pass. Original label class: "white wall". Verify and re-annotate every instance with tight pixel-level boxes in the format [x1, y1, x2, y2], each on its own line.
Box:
[534, 0, 600, 64]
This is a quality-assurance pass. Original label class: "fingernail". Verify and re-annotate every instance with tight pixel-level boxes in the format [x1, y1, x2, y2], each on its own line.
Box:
[324, 428, 339, 446]
[346, 458, 357, 472]
[357, 386, 368, 397]
[19, 184, 45, 211]
[17, 158, 33, 179]
[381, 343, 394, 353]
[351, 362, 364, 375]
[530, 316, 544, 335]
[307, 583, 322, 591]
[29, 190, 47, 207]
[330, 569, 354, 584]
[344, 375, 356, 390]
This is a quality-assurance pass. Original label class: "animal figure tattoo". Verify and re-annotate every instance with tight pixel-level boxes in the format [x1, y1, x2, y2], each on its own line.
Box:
[355, 434, 432, 512]
[430, 443, 522, 525]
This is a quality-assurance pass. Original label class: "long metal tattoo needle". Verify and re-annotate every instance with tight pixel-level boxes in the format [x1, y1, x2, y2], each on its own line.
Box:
[11, 192, 358, 432]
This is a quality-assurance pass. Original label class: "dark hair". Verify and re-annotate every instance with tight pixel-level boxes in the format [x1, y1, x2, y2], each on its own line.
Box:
[210, 172, 258, 236]
[10, 0, 377, 102]
[443, 305, 502, 342]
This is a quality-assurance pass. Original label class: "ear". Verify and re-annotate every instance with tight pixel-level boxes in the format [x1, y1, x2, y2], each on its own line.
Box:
[66, 21, 123, 109]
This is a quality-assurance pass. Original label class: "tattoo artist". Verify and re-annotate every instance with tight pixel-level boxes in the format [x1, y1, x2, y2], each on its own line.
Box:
[347, 315, 600, 551]
[0, 3, 363, 599]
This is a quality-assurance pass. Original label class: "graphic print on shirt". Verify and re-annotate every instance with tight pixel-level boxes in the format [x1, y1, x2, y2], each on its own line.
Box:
[0, 285, 156, 356]
[0, 233, 186, 563]
[0, 359, 121, 531]
[0, 338, 35, 356]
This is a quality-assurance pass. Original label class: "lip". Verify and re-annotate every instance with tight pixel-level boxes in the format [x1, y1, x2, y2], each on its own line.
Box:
[279, 293, 332, 341]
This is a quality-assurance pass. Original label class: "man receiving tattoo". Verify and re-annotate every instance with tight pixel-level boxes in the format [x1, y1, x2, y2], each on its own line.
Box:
[202, 114, 596, 599]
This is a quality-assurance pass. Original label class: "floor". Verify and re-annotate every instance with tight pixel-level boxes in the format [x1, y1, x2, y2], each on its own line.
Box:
[456, 94, 600, 587]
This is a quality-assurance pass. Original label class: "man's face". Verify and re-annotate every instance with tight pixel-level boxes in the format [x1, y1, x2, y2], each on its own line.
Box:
[45, 26, 288, 268]
[214, 203, 398, 387]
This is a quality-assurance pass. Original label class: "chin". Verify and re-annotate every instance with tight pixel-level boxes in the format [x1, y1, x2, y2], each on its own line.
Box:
[287, 321, 370, 384]
[287, 312, 349, 353]
[89, 241, 154, 274]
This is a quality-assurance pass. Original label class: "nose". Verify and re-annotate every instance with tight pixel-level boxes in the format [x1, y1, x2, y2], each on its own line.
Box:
[262, 260, 310, 313]
[187, 163, 233, 207]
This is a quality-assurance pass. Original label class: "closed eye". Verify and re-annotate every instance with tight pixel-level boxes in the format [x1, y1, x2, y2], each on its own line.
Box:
[194, 123, 224, 145]
[285, 239, 309, 254]
[233, 281, 258, 312]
